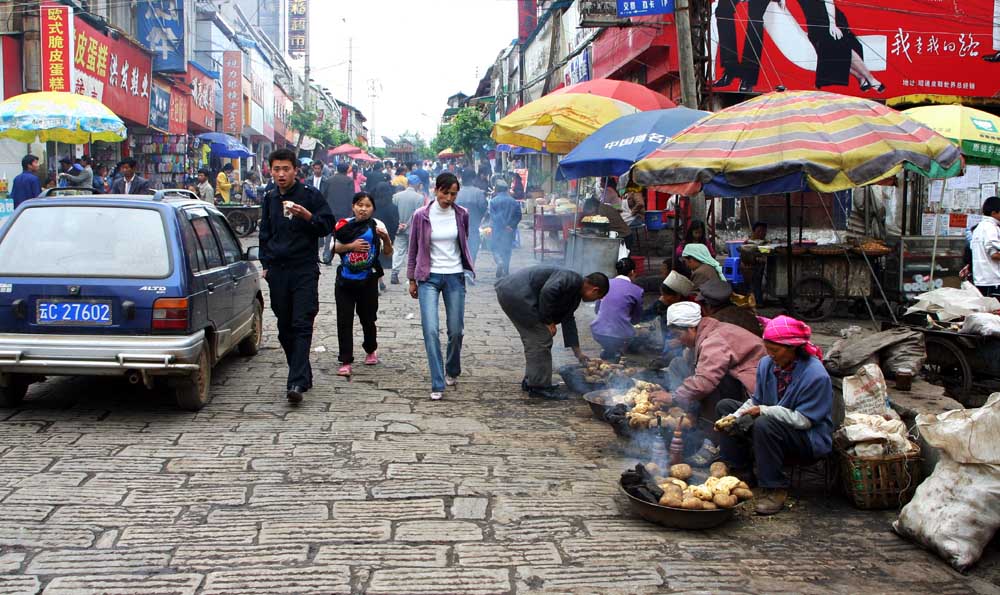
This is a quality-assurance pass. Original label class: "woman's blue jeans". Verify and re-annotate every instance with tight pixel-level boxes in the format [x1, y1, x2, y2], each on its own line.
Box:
[418, 273, 466, 392]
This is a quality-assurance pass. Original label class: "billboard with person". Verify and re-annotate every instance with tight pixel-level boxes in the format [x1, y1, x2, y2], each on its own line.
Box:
[711, 0, 999, 98]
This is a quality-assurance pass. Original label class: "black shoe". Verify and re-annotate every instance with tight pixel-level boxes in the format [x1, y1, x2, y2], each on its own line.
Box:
[859, 80, 886, 93]
[738, 81, 754, 93]
[528, 386, 569, 401]
[390, 274, 400, 285]
[713, 72, 735, 87]
[521, 378, 529, 392]
[984, 51, 1000, 62]
[286, 386, 305, 404]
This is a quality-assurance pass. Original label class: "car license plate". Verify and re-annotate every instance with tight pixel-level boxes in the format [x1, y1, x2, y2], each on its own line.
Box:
[36, 300, 112, 326]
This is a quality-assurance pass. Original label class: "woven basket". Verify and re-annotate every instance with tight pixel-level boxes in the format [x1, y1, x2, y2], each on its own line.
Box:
[790, 245, 809, 256]
[852, 245, 892, 257]
[838, 446, 922, 510]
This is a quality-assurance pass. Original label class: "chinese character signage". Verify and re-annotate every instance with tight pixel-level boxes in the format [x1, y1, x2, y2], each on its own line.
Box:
[288, 0, 308, 57]
[168, 86, 187, 135]
[72, 17, 152, 125]
[187, 63, 216, 132]
[222, 51, 243, 135]
[617, 0, 674, 17]
[41, 4, 73, 92]
[149, 82, 170, 132]
[273, 84, 292, 140]
[713, 0, 1000, 98]
[138, 0, 185, 73]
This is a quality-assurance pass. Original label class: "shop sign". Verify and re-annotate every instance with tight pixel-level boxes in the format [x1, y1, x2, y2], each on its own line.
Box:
[288, 0, 307, 57]
[168, 86, 187, 135]
[72, 17, 152, 125]
[713, 0, 1000, 99]
[273, 84, 291, 140]
[40, 4, 73, 92]
[149, 82, 170, 132]
[579, 0, 624, 27]
[617, 0, 674, 17]
[187, 62, 216, 131]
[222, 51, 243, 136]
[566, 47, 592, 85]
[137, 0, 185, 73]
[250, 48, 274, 141]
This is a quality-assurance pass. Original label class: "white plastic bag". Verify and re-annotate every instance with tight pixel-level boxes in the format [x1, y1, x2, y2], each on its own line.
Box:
[892, 394, 1000, 571]
[842, 364, 891, 416]
[960, 312, 1000, 338]
[905, 282, 1000, 322]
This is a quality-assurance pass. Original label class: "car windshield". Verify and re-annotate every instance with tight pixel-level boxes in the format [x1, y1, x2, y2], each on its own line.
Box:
[0, 206, 170, 278]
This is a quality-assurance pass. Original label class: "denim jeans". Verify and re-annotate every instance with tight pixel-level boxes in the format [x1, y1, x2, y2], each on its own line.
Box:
[418, 273, 466, 391]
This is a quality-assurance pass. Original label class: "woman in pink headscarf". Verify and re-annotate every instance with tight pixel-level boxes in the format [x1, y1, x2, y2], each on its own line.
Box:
[715, 315, 833, 517]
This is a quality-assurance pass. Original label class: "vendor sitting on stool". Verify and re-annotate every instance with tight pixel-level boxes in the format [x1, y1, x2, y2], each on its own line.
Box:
[655, 301, 766, 466]
[715, 315, 833, 516]
[698, 279, 762, 336]
[590, 258, 644, 361]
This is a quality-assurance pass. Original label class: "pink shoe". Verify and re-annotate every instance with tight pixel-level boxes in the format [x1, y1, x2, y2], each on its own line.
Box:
[364, 351, 379, 365]
[337, 364, 352, 377]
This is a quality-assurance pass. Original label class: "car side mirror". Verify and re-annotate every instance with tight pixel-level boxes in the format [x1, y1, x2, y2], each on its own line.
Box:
[245, 246, 260, 261]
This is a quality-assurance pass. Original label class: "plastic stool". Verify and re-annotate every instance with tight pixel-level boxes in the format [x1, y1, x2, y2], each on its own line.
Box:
[723, 256, 743, 284]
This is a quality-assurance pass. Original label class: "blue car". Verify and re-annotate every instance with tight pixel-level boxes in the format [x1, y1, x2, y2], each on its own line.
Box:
[0, 190, 263, 410]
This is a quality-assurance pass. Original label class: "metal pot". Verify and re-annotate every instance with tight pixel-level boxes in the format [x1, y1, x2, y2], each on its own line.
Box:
[619, 483, 737, 530]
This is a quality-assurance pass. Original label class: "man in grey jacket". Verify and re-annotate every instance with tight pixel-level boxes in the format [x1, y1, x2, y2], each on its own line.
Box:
[496, 266, 609, 400]
[390, 174, 427, 284]
[60, 156, 94, 189]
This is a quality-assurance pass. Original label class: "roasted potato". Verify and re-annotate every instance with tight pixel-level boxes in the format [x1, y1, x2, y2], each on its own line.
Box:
[714, 415, 737, 432]
[669, 464, 693, 480]
[659, 494, 684, 508]
[737, 481, 749, 490]
[732, 488, 754, 501]
[713, 493, 739, 509]
[709, 462, 729, 478]
[681, 497, 703, 510]
[692, 484, 714, 501]
[644, 462, 662, 477]
[665, 478, 688, 490]
[701, 501, 718, 510]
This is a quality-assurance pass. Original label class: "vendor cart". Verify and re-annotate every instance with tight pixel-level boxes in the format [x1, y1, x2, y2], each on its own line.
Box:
[216, 203, 261, 237]
[910, 326, 998, 408]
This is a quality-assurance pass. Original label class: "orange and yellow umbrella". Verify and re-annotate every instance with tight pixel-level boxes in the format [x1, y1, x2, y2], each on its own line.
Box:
[493, 93, 639, 155]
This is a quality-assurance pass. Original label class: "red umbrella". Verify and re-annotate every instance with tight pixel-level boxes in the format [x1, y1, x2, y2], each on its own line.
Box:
[328, 142, 362, 156]
[550, 79, 676, 112]
[352, 151, 379, 162]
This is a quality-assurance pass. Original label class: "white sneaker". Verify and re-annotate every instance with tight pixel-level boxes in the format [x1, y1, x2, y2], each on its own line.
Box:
[430, 392, 444, 401]
[445, 376, 457, 387]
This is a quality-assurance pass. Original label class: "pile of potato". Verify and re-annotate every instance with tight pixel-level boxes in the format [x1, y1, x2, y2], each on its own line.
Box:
[627, 405, 694, 431]
[646, 462, 753, 510]
[582, 359, 638, 384]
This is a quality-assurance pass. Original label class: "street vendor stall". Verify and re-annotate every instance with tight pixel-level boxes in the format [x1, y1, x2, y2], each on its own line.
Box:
[630, 91, 963, 323]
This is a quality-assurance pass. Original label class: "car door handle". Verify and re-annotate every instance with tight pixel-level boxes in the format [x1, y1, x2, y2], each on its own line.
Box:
[207, 283, 215, 293]
[232, 275, 240, 285]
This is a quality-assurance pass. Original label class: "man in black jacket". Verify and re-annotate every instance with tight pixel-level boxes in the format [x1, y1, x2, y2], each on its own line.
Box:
[259, 148, 335, 404]
[322, 162, 356, 264]
[495, 266, 609, 400]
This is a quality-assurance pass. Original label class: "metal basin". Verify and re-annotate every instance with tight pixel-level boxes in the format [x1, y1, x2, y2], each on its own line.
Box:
[619, 483, 736, 530]
[582, 389, 621, 421]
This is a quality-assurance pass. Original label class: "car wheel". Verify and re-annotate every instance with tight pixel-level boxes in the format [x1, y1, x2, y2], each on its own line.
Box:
[238, 301, 263, 357]
[173, 346, 212, 411]
[0, 376, 29, 408]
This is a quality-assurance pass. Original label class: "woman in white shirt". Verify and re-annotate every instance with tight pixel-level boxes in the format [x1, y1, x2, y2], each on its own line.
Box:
[406, 173, 475, 400]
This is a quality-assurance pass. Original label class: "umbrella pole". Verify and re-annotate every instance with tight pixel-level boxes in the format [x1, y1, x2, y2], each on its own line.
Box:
[786, 192, 794, 309]
[799, 193, 805, 244]
[929, 180, 947, 286]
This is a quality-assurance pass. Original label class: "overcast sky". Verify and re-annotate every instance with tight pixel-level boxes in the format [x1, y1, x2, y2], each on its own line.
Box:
[308, 1, 518, 147]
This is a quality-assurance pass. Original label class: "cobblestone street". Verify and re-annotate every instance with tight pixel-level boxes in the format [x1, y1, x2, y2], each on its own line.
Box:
[0, 239, 997, 594]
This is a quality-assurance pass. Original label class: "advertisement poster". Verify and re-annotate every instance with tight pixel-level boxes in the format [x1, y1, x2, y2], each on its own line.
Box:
[711, 0, 999, 97]
[40, 4, 73, 92]
[148, 82, 170, 132]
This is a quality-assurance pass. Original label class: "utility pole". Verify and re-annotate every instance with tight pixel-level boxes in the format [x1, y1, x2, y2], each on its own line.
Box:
[347, 37, 353, 106]
[367, 78, 379, 147]
[674, 0, 699, 109]
[303, 0, 310, 110]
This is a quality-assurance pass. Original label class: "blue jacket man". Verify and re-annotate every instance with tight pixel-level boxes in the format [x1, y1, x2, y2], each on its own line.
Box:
[10, 154, 41, 208]
[488, 179, 521, 279]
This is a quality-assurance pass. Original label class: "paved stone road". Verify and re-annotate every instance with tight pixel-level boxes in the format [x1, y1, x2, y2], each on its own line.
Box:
[0, 237, 997, 594]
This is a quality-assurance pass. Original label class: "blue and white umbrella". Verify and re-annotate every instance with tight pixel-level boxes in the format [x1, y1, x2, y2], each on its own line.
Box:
[556, 107, 710, 180]
[198, 132, 253, 158]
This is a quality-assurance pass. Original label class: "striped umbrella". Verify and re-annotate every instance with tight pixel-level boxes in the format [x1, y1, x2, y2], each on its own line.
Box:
[0, 92, 126, 144]
[631, 90, 964, 197]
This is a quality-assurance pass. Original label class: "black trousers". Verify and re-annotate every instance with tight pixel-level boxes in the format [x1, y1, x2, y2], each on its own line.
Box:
[716, 398, 815, 488]
[715, 0, 741, 74]
[266, 264, 320, 390]
[335, 276, 379, 364]
[738, 0, 771, 85]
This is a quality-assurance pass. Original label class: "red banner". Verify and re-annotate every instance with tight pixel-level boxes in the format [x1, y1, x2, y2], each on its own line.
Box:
[222, 51, 243, 136]
[187, 63, 215, 132]
[72, 17, 152, 125]
[168, 86, 187, 135]
[518, 0, 537, 43]
[713, 0, 1000, 99]
[40, 4, 72, 92]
